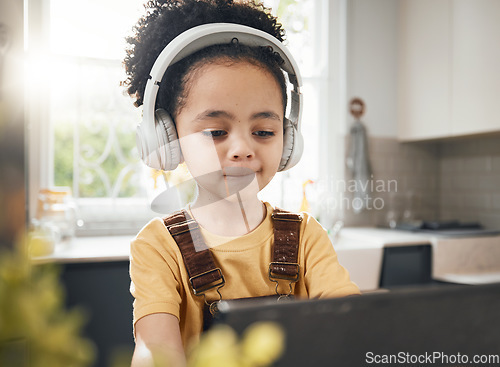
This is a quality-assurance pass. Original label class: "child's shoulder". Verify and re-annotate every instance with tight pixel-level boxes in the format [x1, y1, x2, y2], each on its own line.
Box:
[131, 215, 190, 262]
[133, 216, 174, 246]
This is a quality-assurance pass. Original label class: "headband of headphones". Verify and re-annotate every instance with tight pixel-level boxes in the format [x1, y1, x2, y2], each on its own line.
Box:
[139, 23, 303, 170]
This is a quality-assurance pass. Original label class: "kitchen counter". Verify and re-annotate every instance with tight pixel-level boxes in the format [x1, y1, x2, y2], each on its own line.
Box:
[34, 227, 429, 265]
[332, 227, 436, 291]
[333, 227, 500, 291]
[31, 235, 132, 264]
[436, 272, 500, 285]
[32, 227, 500, 292]
[334, 227, 432, 247]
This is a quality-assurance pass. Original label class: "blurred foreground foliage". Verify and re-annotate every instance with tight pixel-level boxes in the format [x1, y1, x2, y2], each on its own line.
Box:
[187, 322, 285, 367]
[0, 239, 95, 367]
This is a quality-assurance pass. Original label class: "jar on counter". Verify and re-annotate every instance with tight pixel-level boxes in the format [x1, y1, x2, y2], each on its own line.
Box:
[35, 187, 78, 244]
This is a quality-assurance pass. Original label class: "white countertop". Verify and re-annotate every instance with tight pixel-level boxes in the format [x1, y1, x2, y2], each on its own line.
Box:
[335, 227, 433, 248]
[332, 227, 500, 291]
[32, 235, 132, 264]
[434, 272, 500, 285]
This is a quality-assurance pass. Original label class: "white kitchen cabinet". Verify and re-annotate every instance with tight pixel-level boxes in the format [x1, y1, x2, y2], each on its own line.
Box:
[398, 0, 500, 141]
[452, 0, 500, 136]
[398, 0, 452, 141]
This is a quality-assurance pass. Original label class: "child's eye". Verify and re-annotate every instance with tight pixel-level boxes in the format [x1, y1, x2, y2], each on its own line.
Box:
[253, 131, 275, 138]
[202, 130, 227, 138]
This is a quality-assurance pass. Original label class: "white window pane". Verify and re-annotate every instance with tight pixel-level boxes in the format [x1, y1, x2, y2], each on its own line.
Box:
[51, 57, 143, 198]
[264, 0, 325, 77]
[50, 0, 144, 59]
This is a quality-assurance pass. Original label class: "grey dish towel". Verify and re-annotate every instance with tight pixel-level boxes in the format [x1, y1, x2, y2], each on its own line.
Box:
[346, 119, 372, 213]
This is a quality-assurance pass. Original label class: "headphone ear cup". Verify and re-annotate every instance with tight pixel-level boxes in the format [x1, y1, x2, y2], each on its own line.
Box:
[279, 118, 303, 171]
[155, 109, 182, 171]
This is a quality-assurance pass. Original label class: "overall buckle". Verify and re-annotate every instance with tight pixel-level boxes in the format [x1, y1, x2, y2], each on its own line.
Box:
[189, 268, 225, 296]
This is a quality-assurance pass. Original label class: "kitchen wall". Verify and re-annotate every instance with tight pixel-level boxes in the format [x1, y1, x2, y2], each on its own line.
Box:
[439, 136, 500, 229]
[343, 135, 500, 230]
[343, 136, 440, 227]
[342, 0, 500, 230]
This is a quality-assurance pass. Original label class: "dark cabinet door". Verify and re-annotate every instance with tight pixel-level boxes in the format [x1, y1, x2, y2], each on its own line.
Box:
[61, 261, 134, 367]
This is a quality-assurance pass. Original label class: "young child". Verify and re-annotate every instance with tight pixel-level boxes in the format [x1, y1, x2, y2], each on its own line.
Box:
[124, 0, 360, 364]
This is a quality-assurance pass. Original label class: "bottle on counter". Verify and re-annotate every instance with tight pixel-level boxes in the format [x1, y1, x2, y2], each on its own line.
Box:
[35, 187, 78, 246]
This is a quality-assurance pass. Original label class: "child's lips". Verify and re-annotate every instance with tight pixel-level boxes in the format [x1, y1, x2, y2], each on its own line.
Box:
[222, 166, 256, 178]
[220, 167, 257, 195]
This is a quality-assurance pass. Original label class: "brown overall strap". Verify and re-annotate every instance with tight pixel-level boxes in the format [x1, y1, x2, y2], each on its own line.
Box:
[164, 207, 302, 297]
[163, 210, 224, 295]
[269, 208, 303, 282]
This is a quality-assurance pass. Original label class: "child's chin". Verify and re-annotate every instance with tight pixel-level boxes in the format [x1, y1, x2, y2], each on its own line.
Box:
[221, 189, 259, 204]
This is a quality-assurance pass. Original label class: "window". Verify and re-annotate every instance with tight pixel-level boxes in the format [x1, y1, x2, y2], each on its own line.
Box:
[27, 0, 156, 235]
[27, 0, 342, 235]
[259, 0, 329, 211]
[261, 0, 346, 230]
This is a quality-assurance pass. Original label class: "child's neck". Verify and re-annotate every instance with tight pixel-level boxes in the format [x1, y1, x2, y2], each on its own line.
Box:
[190, 194, 266, 237]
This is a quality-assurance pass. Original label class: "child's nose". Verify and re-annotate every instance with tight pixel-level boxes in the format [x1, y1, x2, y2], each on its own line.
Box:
[228, 134, 254, 160]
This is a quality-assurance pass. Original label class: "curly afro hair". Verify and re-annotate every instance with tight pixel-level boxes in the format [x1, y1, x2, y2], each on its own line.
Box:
[123, 0, 288, 119]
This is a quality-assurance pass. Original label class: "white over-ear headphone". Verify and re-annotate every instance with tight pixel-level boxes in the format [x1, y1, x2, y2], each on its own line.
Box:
[136, 23, 303, 172]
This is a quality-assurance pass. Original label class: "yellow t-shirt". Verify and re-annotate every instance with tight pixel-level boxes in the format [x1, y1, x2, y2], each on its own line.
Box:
[129, 202, 360, 348]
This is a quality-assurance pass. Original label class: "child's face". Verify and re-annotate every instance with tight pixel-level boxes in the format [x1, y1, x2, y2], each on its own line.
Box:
[175, 61, 284, 203]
